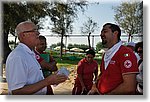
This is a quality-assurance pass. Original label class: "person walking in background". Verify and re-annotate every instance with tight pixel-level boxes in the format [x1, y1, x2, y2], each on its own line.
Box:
[135, 41, 143, 94]
[89, 23, 139, 95]
[6, 21, 67, 95]
[72, 49, 98, 95]
[127, 42, 140, 63]
[35, 35, 58, 95]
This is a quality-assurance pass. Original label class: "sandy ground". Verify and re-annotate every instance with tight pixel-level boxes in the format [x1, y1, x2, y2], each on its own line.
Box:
[0, 66, 77, 95]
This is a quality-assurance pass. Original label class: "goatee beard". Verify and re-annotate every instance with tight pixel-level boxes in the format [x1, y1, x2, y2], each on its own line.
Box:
[102, 40, 107, 45]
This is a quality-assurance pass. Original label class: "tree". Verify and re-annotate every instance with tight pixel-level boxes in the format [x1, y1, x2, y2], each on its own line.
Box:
[3, 2, 50, 63]
[81, 17, 99, 48]
[96, 41, 104, 53]
[113, 1, 143, 42]
[79, 44, 89, 52]
[48, 1, 88, 59]
[67, 43, 74, 51]
[67, 43, 88, 52]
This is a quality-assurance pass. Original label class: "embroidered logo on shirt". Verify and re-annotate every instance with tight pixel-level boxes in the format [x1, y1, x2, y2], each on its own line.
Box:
[124, 60, 132, 68]
[124, 53, 130, 57]
[110, 60, 116, 64]
[36, 55, 40, 60]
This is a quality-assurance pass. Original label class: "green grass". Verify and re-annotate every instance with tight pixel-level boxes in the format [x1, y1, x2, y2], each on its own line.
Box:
[54, 55, 102, 70]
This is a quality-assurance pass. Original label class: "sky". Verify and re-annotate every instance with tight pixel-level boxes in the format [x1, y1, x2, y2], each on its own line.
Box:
[39, 0, 142, 48]
[1, 0, 150, 101]
[8, 0, 143, 48]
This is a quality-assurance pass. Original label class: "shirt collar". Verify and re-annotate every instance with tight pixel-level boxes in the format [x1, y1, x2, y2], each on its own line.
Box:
[83, 57, 93, 63]
[19, 43, 35, 55]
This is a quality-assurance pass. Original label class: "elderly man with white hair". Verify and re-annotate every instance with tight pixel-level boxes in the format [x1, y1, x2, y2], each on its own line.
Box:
[6, 21, 67, 95]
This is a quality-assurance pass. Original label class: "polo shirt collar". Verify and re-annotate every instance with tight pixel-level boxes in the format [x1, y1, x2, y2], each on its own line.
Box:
[19, 43, 35, 55]
[83, 57, 89, 63]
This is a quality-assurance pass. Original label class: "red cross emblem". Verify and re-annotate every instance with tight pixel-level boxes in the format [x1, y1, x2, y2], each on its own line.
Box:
[36, 55, 40, 60]
[124, 60, 132, 68]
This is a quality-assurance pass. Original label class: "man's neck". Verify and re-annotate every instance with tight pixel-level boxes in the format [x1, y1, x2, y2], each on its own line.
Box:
[35, 48, 43, 54]
[107, 40, 120, 49]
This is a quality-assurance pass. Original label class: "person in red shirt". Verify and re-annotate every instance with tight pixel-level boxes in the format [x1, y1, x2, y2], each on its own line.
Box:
[72, 49, 98, 95]
[35, 35, 58, 77]
[89, 23, 139, 95]
[35, 35, 58, 95]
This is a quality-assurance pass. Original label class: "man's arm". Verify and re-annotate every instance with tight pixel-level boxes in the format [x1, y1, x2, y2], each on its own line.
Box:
[106, 73, 137, 95]
[12, 74, 67, 95]
[88, 74, 101, 95]
[40, 60, 58, 71]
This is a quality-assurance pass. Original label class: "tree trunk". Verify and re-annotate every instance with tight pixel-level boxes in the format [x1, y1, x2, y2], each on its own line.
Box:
[60, 29, 65, 60]
[14, 36, 17, 48]
[60, 35, 63, 60]
[65, 35, 67, 55]
[92, 35, 94, 48]
[88, 32, 91, 49]
[128, 34, 131, 42]
[3, 31, 12, 63]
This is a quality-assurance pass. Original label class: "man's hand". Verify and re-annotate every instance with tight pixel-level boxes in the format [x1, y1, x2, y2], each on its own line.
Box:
[88, 84, 100, 95]
[45, 73, 67, 85]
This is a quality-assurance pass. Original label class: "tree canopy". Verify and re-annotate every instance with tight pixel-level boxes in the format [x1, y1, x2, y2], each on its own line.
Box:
[81, 17, 99, 48]
[2, 1, 88, 62]
[113, 1, 143, 42]
[47, 1, 88, 59]
[3, 1, 50, 63]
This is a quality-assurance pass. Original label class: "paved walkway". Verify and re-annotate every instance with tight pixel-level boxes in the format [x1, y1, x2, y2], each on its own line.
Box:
[0, 80, 8, 95]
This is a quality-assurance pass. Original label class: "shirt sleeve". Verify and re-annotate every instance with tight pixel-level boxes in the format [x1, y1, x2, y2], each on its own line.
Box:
[6, 56, 28, 91]
[119, 51, 139, 74]
[77, 60, 84, 75]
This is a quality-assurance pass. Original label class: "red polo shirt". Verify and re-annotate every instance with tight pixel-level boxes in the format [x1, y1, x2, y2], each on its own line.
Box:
[97, 45, 139, 94]
[75, 58, 98, 86]
[34, 50, 44, 63]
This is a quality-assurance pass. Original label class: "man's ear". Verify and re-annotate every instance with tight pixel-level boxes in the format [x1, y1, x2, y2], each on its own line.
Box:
[21, 32, 28, 38]
[113, 31, 118, 37]
[18, 32, 26, 41]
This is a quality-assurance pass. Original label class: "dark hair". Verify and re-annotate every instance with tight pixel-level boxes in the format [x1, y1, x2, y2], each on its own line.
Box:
[86, 49, 95, 57]
[39, 35, 46, 40]
[135, 41, 143, 52]
[103, 23, 121, 41]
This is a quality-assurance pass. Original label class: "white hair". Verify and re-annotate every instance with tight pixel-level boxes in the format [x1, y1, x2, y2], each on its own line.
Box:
[15, 20, 33, 37]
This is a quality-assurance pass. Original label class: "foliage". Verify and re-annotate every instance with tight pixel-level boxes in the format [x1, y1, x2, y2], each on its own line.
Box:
[4, 2, 50, 35]
[47, 0, 88, 59]
[54, 53, 101, 65]
[50, 42, 65, 49]
[81, 17, 99, 34]
[67, 43, 89, 51]
[3, 1, 50, 63]
[96, 41, 104, 52]
[81, 17, 99, 48]
[113, 1, 143, 42]
[8, 40, 16, 44]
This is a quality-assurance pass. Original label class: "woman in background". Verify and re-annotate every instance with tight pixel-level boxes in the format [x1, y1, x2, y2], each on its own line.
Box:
[72, 49, 98, 95]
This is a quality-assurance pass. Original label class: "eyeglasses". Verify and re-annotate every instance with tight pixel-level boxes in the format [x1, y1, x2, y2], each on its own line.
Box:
[22, 29, 40, 39]
[22, 29, 39, 34]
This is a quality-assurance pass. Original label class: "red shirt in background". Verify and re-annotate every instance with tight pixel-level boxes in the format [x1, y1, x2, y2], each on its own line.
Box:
[72, 58, 98, 94]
